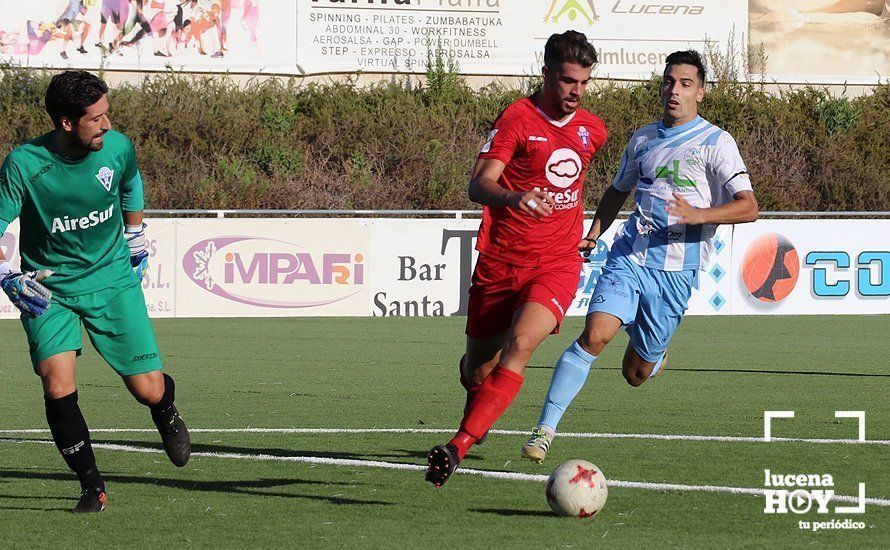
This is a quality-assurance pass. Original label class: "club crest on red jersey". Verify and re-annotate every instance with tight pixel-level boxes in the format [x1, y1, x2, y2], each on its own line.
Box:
[578, 126, 590, 150]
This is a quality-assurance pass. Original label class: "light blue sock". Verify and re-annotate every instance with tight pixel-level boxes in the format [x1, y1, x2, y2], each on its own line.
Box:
[647, 352, 666, 379]
[538, 341, 597, 431]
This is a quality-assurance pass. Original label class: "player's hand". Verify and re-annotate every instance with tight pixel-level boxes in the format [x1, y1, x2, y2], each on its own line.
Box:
[668, 192, 704, 225]
[0, 268, 53, 318]
[514, 190, 554, 218]
[125, 222, 149, 282]
[577, 233, 600, 262]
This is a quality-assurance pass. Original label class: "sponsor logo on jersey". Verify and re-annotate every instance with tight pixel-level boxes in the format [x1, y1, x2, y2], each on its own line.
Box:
[545, 148, 582, 189]
[529, 135, 548, 142]
[545, 0, 600, 25]
[655, 159, 697, 188]
[95, 166, 114, 191]
[29, 163, 54, 184]
[50, 204, 115, 234]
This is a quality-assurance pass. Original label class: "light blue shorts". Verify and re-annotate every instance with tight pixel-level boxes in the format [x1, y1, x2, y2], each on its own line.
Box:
[587, 252, 694, 362]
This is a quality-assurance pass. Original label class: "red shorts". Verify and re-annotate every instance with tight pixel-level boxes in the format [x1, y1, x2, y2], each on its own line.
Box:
[465, 254, 581, 339]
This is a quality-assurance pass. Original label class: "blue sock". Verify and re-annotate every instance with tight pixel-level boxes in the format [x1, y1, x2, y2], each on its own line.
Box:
[538, 341, 597, 431]
[647, 352, 666, 379]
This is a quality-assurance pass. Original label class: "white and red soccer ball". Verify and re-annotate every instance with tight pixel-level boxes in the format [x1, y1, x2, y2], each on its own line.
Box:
[546, 460, 609, 518]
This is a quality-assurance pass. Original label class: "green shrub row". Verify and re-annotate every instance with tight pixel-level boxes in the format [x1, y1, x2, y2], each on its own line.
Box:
[0, 65, 887, 211]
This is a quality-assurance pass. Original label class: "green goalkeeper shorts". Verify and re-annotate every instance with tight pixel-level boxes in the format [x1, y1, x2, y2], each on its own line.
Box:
[21, 280, 162, 376]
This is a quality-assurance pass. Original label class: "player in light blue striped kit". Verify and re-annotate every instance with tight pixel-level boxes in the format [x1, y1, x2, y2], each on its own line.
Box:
[521, 51, 760, 463]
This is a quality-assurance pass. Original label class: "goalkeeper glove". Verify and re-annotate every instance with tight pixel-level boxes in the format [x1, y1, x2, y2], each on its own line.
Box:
[125, 222, 149, 282]
[0, 262, 53, 318]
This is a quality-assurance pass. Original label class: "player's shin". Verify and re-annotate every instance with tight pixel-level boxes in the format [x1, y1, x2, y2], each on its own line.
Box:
[44, 391, 103, 491]
[149, 373, 191, 467]
[538, 340, 597, 431]
[450, 364, 524, 459]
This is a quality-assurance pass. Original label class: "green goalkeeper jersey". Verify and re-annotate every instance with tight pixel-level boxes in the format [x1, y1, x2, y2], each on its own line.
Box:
[0, 130, 145, 295]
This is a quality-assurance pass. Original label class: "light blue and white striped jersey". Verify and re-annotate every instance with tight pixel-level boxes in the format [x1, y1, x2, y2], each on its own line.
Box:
[611, 116, 753, 272]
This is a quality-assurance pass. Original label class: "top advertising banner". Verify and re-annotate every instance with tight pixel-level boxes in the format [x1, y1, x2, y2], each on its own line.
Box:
[297, 0, 747, 79]
[0, 1, 886, 84]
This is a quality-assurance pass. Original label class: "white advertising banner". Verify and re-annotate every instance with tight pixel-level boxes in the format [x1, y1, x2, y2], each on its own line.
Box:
[141, 218, 177, 318]
[731, 219, 890, 315]
[1, 217, 888, 319]
[297, 0, 747, 79]
[2, 1, 885, 84]
[175, 218, 370, 317]
[369, 218, 478, 318]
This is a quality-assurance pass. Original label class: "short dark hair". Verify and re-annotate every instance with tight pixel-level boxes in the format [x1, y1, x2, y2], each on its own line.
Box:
[44, 71, 108, 129]
[544, 30, 597, 69]
[665, 50, 706, 85]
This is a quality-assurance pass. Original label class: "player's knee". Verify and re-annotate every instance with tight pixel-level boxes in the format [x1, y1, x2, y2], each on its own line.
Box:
[579, 328, 612, 355]
[622, 369, 648, 387]
[504, 331, 538, 358]
[43, 380, 77, 399]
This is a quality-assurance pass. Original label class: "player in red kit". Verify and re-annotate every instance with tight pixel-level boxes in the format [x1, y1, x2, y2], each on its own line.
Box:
[426, 30, 608, 487]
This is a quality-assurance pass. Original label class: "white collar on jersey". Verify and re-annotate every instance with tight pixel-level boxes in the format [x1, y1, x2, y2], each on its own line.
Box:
[535, 105, 576, 128]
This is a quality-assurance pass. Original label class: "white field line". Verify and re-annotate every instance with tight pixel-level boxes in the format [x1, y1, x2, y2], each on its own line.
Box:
[0, 427, 887, 445]
[2, 437, 889, 508]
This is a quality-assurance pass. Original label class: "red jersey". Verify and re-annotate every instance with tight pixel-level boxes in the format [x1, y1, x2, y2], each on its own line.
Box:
[475, 96, 607, 266]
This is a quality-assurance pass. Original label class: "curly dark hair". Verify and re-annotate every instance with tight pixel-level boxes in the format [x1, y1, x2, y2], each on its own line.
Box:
[44, 71, 109, 129]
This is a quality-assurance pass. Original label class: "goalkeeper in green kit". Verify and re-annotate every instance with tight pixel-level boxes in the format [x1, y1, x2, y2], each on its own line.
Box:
[0, 71, 190, 513]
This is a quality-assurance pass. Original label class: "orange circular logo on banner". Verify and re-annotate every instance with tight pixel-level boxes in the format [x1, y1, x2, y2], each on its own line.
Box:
[741, 233, 800, 303]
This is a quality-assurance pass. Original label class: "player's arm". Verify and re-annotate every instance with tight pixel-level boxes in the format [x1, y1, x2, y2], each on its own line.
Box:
[668, 190, 758, 225]
[468, 157, 555, 218]
[120, 151, 149, 280]
[579, 185, 631, 250]
[0, 156, 51, 316]
[580, 138, 637, 250]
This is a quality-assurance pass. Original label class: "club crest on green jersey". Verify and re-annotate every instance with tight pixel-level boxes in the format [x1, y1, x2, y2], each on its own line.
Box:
[96, 166, 114, 191]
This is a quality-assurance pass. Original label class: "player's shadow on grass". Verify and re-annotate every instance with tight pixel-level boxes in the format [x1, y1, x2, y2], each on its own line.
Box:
[111, 439, 377, 462]
[0, 469, 394, 508]
[470, 507, 553, 517]
[358, 448, 484, 462]
[525, 365, 890, 377]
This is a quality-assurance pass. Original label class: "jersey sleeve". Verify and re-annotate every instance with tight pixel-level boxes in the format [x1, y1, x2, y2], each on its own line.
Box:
[119, 138, 145, 212]
[611, 139, 640, 193]
[0, 155, 25, 235]
[710, 132, 753, 196]
[477, 109, 525, 164]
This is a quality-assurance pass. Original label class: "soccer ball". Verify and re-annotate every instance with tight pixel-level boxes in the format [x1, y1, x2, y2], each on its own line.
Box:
[546, 460, 608, 518]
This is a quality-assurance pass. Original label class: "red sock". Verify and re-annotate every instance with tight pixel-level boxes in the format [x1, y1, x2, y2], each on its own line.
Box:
[449, 364, 524, 459]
